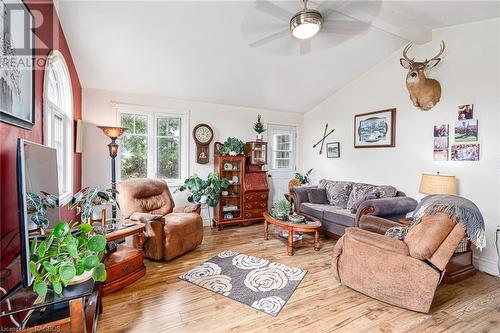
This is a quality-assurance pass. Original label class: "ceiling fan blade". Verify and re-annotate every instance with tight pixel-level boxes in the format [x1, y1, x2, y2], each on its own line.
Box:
[300, 40, 311, 55]
[254, 0, 294, 22]
[249, 29, 290, 48]
[322, 19, 370, 34]
[316, 0, 349, 18]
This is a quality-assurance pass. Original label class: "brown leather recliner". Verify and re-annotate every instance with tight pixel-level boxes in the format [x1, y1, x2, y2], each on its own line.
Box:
[332, 213, 466, 313]
[117, 178, 203, 261]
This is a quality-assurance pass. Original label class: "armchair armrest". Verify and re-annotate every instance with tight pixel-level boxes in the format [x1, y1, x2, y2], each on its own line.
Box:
[129, 212, 165, 223]
[345, 228, 410, 256]
[290, 185, 317, 212]
[173, 203, 201, 214]
[358, 215, 403, 234]
[128, 212, 165, 261]
[356, 196, 418, 223]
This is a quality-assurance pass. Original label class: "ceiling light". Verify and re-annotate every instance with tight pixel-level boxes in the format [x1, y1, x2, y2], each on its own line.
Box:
[290, 10, 323, 40]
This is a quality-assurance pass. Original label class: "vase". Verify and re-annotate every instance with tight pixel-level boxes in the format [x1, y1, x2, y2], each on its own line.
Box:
[256, 134, 263, 141]
[199, 195, 208, 204]
[62, 276, 94, 298]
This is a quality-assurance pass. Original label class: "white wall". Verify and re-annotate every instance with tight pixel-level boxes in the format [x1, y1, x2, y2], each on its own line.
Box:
[81, 89, 303, 223]
[303, 19, 500, 275]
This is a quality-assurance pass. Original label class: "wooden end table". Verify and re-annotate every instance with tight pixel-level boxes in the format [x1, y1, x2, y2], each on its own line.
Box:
[263, 211, 321, 256]
[103, 221, 146, 295]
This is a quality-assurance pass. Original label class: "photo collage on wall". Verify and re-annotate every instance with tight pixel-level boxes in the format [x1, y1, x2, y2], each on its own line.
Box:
[433, 104, 480, 162]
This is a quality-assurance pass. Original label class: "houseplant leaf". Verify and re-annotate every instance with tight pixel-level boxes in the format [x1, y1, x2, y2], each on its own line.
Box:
[78, 223, 93, 233]
[52, 281, 63, 295]
[92, 263, 107, 282]
[83, 255, 99, 269]
[59, 264, 76, 284]
[33, 281, 47, 298]
[88, 235, 106, 252]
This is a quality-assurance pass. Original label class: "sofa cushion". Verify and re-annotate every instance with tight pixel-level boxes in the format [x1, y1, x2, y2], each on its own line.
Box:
[299, 203, 326, 219]
[347, 183, 397, 210]
[319, 180, 353, 208]
[307, 188, 328, 204]
[323, 208, 356, 227]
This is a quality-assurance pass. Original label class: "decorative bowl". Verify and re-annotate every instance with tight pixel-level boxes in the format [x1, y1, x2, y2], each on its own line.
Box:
[288, 214, 305, 223]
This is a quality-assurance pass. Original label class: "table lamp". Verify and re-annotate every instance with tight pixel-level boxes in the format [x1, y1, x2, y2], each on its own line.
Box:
[419, 172, 457, 195]
[98, 126, 126, 218]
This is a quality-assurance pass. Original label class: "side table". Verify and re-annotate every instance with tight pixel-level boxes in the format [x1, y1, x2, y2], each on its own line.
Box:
[103, 221, 146, 295]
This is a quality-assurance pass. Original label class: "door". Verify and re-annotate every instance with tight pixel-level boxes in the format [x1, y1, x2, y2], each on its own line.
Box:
[267, 124, 297, 205]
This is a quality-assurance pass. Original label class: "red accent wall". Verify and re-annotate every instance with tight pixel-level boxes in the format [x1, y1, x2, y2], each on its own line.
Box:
[0, 0, 82, 297]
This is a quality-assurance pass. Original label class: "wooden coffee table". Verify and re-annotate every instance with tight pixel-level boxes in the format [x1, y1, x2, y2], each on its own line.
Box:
[263, 211, 321, 256]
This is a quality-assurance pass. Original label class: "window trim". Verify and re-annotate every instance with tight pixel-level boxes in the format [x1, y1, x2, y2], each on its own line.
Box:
[114, 103, 189, 187]
[43, 50, 73, 205]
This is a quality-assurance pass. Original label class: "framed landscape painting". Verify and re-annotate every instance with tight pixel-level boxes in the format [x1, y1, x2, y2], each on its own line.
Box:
[326, 142, 340, 158]
[0, 0, 35, 129]
[354, 108, 396, 148]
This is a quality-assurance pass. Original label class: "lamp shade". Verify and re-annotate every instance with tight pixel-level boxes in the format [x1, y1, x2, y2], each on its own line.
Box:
[98, 126, 126, 139]
[419, 173, 457, 195]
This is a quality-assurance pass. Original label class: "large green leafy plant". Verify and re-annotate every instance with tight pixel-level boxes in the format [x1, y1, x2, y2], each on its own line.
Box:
[177, 172, 229, 207]
[218, 137, 245, 155]
[69, 187, 119, 223]
[272, 200, 291, 220]
[30, 221, 107, 298]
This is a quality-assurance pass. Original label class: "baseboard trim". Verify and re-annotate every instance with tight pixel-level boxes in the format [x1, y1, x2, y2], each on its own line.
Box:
[473, 255, 500, 276]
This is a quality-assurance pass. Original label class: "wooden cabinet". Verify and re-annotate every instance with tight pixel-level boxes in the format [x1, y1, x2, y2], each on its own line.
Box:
[213, 142, 270, 230]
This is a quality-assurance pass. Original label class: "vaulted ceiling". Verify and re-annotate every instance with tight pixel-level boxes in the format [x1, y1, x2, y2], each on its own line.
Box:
[57, 1, 500, 113]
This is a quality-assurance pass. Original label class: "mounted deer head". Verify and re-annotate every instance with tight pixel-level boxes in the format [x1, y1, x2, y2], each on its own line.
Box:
[400, 41, 445, 111]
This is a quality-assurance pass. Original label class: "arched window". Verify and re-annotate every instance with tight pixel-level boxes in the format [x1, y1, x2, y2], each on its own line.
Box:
[44, 50, 73, 204]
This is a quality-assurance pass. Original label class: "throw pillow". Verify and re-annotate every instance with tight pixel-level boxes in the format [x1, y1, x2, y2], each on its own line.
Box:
[369, 185, 397, 198]
[350, 192, 380, 213]
[346, 183, 376, 210]
[385, 226, 409, 241]
[324, 181, 353, 208]
[307, 188, 328, 204]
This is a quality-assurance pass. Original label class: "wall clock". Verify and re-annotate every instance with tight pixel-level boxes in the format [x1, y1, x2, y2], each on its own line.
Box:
[193, 123, 214, 164]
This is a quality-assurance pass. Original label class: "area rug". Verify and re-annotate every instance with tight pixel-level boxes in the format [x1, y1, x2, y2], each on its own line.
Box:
[179, 251, 307, 316]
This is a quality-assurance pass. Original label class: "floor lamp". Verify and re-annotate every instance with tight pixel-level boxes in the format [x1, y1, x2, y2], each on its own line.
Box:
[98, 126, 126, 218]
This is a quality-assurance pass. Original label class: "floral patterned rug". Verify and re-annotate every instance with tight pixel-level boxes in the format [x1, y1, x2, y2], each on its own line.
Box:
[179, 251, 307, 316]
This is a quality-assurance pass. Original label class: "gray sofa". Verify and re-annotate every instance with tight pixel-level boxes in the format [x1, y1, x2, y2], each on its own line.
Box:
[290, 179, 418, 237]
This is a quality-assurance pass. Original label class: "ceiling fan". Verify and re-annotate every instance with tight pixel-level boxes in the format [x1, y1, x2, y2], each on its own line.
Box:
[242, 0, 380, 55]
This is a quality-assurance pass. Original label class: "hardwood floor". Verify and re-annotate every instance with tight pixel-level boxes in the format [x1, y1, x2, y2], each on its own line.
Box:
[97, 224, 500, 333]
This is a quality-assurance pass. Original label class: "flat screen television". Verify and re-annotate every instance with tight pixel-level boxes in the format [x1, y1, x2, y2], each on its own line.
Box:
[17, 139, 60, 287]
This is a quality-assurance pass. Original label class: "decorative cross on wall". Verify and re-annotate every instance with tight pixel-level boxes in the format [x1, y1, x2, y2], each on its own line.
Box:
[313, 123, 335, 155]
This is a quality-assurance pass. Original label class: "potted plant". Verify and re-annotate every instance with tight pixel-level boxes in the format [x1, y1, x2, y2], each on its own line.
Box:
[218, 137, 245, 156]
[69, 187, 119, 223]
[29, 221, 107, 299]
[271, 199, 291, 220]
[295, 168, 313, 185]
[254, 114, 266, 141]
[177, 172, 230, 207]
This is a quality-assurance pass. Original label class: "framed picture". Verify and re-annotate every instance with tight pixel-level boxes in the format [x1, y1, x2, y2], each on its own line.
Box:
[433, 150, 448, 161]
[458, 104, 473, 120]
[454, 119, 478, 142]
[451, 143, 479, 161]
[354, 108, 396, 148]
[326, 142, 340, 158]
[0, 0, 35, 129]
[433, 124, 448, 137]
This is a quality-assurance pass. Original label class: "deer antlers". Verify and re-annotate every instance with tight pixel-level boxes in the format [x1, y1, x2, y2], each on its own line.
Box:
[402, 40, 446, 65]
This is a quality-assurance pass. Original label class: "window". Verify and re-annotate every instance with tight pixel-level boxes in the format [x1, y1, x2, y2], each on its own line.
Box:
[273, 133, 292, 169]
[43, 50, 73, 204]
[117, 104, 188, 185]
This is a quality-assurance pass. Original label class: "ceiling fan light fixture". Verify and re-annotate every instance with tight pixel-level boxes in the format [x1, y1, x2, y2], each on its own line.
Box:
[290, 9, 323, 40]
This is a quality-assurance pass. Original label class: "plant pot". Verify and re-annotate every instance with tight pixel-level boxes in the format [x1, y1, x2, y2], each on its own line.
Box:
[62, 277, 94, 298]
[256, 134, 263, 141]
[199, 195, 208, 204]
[68, 268, 94, 286]
[229, 151, 237, 156]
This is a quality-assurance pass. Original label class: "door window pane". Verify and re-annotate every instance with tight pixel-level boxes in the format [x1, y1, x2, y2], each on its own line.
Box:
[273, 134, 292, 169]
